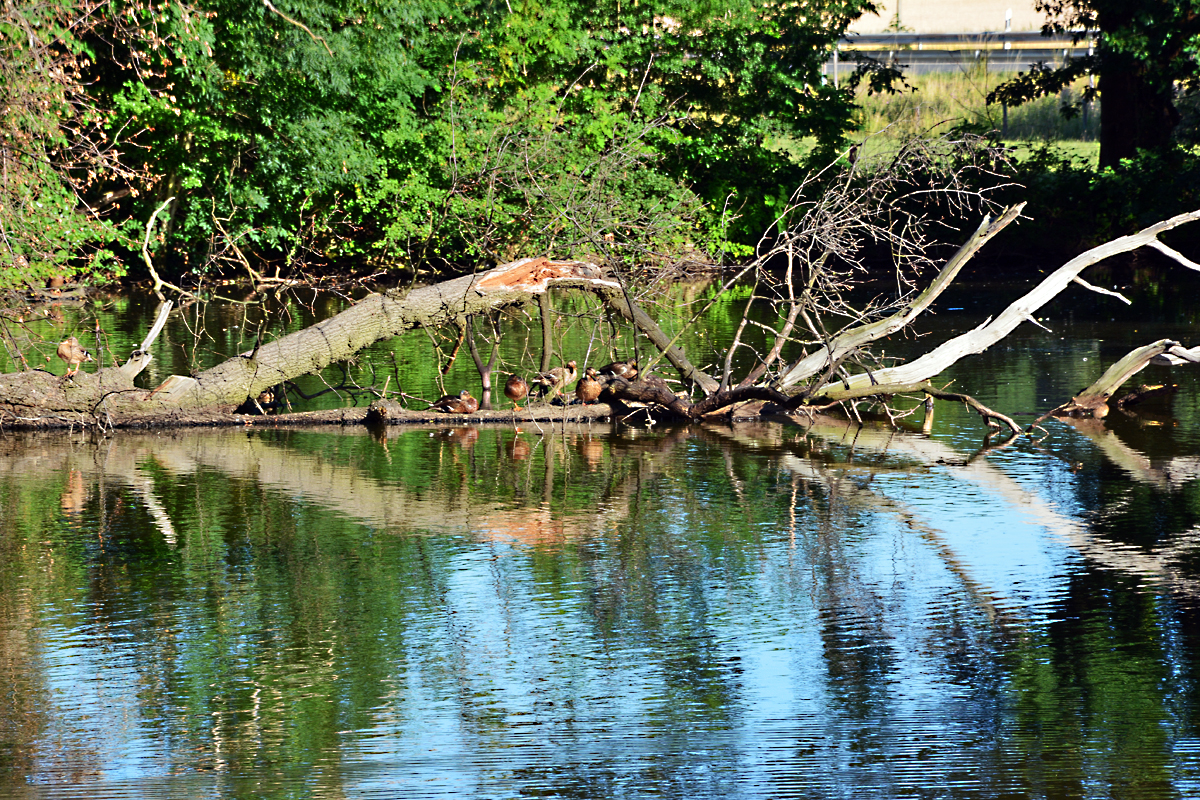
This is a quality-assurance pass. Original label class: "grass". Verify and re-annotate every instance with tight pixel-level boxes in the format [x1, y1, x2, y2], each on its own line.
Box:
[767, 66, 1101, 167]
[853, 64, 1099, 143]
[1004, 139, 1099, 166]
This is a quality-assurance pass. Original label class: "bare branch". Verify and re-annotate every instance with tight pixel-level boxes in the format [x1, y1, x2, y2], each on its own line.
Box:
[812, 208, 1200, 397]
[262, 0, 333, 56]
[1072, 275, 1131, 304]
[775, 203, 1025, 389]
[1148, 238, 1200, 272]
[143, 197, 195, 301]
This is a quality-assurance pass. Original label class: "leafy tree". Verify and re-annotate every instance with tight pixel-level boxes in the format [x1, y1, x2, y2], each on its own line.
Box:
[989, 0, 1200, 168]
[107, 0, 884, 276]
[0, 0, 154, 289]
[4, 0, 883, 284]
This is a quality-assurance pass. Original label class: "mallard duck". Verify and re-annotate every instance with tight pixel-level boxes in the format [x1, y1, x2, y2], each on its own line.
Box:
[504, 374, 528, 410]
[429, 389, 478, 414]
[56, 336, 93, 377]
[599, 359, 637, 381]
[533, 360, 577, 399]
[576, 368, 602, 405]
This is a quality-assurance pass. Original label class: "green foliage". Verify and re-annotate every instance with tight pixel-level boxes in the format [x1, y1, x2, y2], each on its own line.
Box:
[71, 0, 883, 279]
[988, 1, 1200, 166]
[0, 0, 137, 290]
[2, 0, 887, 283]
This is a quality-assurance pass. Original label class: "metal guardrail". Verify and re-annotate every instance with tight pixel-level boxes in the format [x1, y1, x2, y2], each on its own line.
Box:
[828, 31, 1095, 76]
[841, 31, 1093, 47]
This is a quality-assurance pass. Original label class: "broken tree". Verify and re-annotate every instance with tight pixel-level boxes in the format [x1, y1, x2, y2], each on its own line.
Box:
[2, 204, 1199, 432]
[4, 125, 1200, 435]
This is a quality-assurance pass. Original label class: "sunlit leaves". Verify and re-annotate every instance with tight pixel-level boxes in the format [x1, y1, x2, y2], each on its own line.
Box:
[1, 0, 881, 282]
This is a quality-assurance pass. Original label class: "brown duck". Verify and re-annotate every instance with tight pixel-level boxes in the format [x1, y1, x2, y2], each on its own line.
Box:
[57, 336, 93, 377]
[599, 359, 637, 381]
[504, 374, 528, 409]
[533, 360, 577, 399]
[576, 368, 602, 405]
[429, 389, 478, 414]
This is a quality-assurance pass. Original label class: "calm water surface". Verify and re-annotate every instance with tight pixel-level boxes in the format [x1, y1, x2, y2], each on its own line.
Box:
[4, 274, 1200, 798]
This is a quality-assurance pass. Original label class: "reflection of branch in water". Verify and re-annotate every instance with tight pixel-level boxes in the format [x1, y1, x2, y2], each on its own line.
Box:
[129, 468, 177, 546]
[1056, 417, 1171, 489]
[710, 417, 1200, 605]
[1, 426, 684, 553]
[965, 431, 1022, 465]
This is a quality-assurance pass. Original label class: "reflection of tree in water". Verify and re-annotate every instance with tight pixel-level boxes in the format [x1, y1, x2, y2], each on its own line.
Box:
[767, 415, 1200, 796]
[5, 417, 1200, 793]
[1002, 564, 1177, 799]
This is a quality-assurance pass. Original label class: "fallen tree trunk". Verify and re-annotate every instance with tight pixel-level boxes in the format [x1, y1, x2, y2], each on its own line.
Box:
[0, 259, 621, 427]
[3, 207, 1200, 432]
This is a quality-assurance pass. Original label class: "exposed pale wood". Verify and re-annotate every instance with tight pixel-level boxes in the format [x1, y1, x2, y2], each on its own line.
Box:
[1147, 239, 1200, 272]
[775, 203, 1024, 389]
[812, 208, 1200, 396]
[1151, 345, 1200, 366]
[118, 300, 173, 380]
[1072, 275, 1131, 305]
[143, 198, 191, 301]
[1079, 339, 1178, 397]
[1031, 339, 1196, 424]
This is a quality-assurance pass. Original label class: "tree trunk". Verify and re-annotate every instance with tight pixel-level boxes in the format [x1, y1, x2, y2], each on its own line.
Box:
[4, 210, 1200, 431]
[1098, 65, 1180, 169]
[0, 259, 618, 427]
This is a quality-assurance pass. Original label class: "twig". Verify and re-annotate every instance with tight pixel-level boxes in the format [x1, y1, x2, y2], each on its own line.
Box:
[262, 0, 333, 56]
[143, 197, 193, 301]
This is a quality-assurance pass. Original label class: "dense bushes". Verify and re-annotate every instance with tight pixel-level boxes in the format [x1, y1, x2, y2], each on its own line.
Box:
[1006, 145, 1200, 256]
[1, 0, 883, 289]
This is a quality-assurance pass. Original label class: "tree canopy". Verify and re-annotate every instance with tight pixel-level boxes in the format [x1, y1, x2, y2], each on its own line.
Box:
[1, 0, 884, 289]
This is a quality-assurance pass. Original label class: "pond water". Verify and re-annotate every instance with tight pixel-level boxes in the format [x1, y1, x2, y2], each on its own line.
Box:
[5, 265, 1200, 797]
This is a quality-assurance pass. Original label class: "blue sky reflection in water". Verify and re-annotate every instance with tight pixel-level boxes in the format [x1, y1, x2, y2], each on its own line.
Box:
[7, 282, 1200, 796]
[4, 412, 1200, 799]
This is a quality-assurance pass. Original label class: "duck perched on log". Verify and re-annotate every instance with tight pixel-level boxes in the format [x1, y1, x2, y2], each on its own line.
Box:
[504, 374, 528, 409]
[599, 359, 637, 381]
[429, 389, 478, 414]
[532, 360, 577, 399]
[576, 368, 602, 405]
[56, 336, 93, 377]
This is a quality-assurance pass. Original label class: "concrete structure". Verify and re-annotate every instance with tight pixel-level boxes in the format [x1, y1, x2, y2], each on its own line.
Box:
[849, 0, 1043, 34]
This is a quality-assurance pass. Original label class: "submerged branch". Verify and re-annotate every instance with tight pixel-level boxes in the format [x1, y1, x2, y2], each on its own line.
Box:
[1032, 338, 1200, 425]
